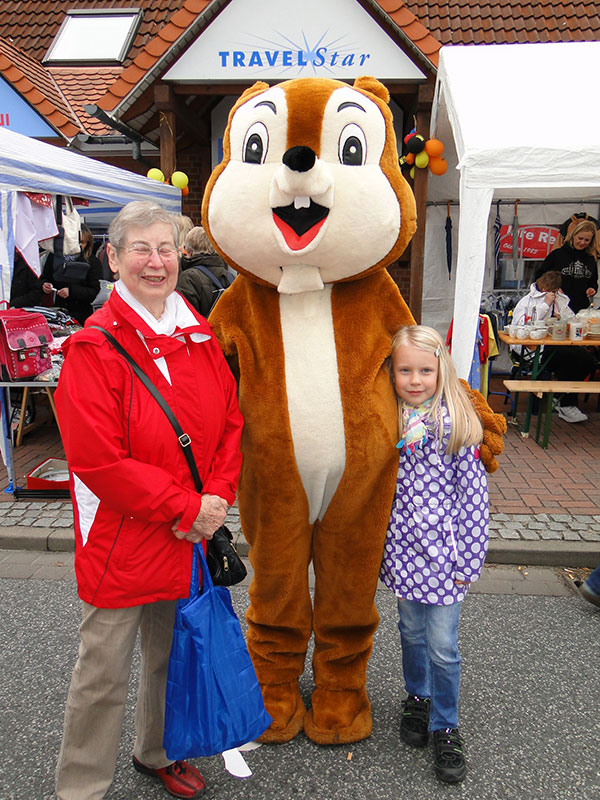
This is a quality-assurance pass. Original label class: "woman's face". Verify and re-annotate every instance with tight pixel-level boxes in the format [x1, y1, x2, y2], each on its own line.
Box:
[107, 222, 179, 318]
[572, 230, 594, 250]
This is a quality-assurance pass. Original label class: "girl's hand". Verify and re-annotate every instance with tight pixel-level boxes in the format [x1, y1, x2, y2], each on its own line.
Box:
[57, 287, 69, 299]
[42, 282, 54, 294]
[586, 288, 596, 297]
[454, 579, 470, 586]
[172, 494, 228, 543]
[544, 291, 556, 306]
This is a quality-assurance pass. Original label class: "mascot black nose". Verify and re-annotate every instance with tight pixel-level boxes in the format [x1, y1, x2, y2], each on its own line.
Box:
[282, 146, 316, 173]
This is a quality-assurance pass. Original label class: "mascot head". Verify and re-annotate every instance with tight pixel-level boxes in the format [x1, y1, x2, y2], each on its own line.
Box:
[202, 76, 416, 293]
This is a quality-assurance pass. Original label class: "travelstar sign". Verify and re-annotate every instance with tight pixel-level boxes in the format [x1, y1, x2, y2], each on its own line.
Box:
[164, 0, 425, 82]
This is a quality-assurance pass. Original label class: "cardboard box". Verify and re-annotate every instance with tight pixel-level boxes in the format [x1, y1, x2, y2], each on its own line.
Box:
[26, 458, 70, 490]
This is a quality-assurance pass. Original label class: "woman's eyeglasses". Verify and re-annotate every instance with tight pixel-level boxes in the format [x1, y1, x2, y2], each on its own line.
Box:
[119, 244, 179, 260]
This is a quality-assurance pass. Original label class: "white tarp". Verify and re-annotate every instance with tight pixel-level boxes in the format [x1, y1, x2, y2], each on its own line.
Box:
[0, 125, 181, 303]
[428, 41, 600, 379]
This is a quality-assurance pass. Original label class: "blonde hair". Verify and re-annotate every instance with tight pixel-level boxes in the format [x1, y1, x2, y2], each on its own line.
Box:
[173, 214, 195, 247]
[565, 220, 597, 254]
[390, 325, 483, 453]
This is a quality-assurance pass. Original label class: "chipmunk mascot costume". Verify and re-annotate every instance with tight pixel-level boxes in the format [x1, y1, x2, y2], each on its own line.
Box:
[203, 76, 505, 745]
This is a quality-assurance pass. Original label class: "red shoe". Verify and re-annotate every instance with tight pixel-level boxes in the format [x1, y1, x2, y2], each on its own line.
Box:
[133, 756, 206, 798]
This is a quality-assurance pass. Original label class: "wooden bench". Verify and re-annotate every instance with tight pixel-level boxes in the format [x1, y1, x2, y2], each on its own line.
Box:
[503, 380, 600, 448]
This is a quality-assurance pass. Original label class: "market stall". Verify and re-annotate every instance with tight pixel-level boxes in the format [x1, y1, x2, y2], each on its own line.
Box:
[425, 41, 600, 379]
[0, 126, 181, 495]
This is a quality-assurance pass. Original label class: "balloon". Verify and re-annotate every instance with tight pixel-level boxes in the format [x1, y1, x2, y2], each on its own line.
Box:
[429, 156, 448, 175]
[409, 166, 415, 180]
[425, 138, 444, 157]
[146, 168, 165, 182]
[171, 171, 189, 189]
[404, 152, 415, 165]
[415, 151, 429, 169]
[403, 129, 416, 145]
[181, 185, 190, 196]
[406, 134, 425, 154]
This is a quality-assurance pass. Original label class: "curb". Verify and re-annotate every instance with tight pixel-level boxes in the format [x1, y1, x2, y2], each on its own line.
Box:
[1, 527, 598, 568]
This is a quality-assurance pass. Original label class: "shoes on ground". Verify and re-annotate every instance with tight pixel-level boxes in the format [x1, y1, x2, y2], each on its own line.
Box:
[133, 756, 206, 798]
[556, 405, 588, 423]
[400, 694, 430, 747]
[575, 580, 600, 609]
[433, 727, 467, 783]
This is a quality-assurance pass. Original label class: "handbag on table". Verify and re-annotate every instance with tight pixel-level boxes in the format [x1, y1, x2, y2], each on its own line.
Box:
[91, 326, 247, 586]
[163, 543, 271, 759]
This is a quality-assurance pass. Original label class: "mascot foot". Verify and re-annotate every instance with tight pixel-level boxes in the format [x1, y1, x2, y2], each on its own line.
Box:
[304, 687, 372, 745]
[257, 682, 306, 743]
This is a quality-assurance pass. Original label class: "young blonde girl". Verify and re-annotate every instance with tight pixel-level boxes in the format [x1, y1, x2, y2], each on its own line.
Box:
[380, 325, 488, 784]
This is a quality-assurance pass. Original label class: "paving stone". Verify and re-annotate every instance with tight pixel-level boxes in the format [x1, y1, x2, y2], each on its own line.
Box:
[540, 529, 563, 540]
[520, 529, 541, 540]
[579, 531, 600, 541]
[498, 529, 520, 539]
[51, 519, 74, 528]
[562, 530, 583, 541]
[548, 522, 566, 531]
[32, 518, 57, 527]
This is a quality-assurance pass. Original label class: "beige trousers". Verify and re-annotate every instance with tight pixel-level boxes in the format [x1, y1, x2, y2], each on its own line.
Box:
[55, 599, 177, 800]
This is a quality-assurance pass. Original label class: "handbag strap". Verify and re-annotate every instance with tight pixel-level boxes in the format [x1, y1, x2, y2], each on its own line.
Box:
[89, 326, 203, 494]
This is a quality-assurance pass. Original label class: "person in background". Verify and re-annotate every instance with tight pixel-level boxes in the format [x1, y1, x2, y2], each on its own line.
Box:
[9, 251, 44, 308]
[173, 214, 194, 251]
[54, 201, 243, 800]
[535, 220, 598, 313]
[176, 226, 233, 318]
[380, 325, 488, 785]
[41, 223, 102, 324]
[511, 271, 595, 423]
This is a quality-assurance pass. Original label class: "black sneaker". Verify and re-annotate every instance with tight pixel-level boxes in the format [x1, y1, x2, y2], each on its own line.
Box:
[400, 694, 430, 747]
[433, 728, 467, 783]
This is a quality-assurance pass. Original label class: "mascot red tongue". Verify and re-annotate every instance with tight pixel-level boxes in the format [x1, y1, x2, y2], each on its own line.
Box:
[203, 76, 505, 745]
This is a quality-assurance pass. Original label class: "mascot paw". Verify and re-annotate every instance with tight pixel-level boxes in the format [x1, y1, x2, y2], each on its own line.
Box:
[461, 380, 507, 474]
[256, 682, 306, 744]
[303, 687, 372, 745]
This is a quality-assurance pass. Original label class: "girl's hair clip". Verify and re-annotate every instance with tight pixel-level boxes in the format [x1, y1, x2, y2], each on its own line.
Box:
[435, 345, 441, 357]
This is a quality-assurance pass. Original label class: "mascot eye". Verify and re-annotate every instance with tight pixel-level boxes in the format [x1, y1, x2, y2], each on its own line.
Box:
[338, 123, 367, 166]
[243, 122, 269, 164]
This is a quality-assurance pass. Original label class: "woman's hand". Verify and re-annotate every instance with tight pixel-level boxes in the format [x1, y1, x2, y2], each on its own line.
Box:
[454, 579, 470, 586]
[586, 287, 596, 298]
[57, 287, 69, 299]
[173, 494, 228, 543]
[543, 291, 556, 306]
[42, 282, 54, 294]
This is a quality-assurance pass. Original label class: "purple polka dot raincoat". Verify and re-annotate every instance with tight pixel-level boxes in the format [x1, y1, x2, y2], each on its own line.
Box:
[380, 403, 489, 606]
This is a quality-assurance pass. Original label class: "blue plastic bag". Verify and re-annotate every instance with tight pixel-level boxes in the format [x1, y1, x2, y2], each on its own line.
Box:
[163, 543, 271, 759]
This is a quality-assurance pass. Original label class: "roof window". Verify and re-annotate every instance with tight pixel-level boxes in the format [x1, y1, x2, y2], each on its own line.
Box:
[44, 9, 142, 64]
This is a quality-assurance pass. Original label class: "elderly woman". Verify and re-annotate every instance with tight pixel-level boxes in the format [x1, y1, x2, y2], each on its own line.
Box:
[176, 226, 233, 317]
[54, 201, 243, 800]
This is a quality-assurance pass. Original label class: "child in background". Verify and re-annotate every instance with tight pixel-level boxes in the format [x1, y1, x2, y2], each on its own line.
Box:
[380, 325, 489, 784]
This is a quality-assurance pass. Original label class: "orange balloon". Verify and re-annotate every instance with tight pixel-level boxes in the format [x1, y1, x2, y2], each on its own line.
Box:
[425, 138, 444, 157]
[404, 152, 415, 165]
[429, 156, 448, 176]
[181, 185, 190, 196]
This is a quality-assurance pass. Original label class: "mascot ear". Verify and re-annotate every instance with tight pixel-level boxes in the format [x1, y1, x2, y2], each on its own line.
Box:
[353, 76, 390, 104]
[237, 81, 270, 103]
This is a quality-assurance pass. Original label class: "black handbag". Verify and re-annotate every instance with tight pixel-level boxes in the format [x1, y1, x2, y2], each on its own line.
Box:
[90, 326, 247, 587]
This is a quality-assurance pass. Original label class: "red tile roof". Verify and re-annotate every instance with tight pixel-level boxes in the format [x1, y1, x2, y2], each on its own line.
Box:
[48, 68, 124, 136]
[0, 37, 83, 139]
[402, 1, 600, 45]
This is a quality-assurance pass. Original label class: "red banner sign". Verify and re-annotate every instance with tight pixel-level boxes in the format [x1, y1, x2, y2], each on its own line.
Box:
[499, 225, 560, 260]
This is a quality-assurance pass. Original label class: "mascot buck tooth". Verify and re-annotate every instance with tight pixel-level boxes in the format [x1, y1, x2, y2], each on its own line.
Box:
[203, 76, 505, 745]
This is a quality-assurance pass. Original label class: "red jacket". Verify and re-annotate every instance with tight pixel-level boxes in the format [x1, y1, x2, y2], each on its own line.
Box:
[55, 290, 243, 608]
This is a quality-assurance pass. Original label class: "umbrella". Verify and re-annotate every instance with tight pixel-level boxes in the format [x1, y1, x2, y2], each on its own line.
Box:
[493, 200, 502, 274]
[445, 201, 452, 279]
[512, 199, 520, 274]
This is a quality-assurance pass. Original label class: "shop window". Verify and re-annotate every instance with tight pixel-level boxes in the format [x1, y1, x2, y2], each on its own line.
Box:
[44, 9, 142, 65]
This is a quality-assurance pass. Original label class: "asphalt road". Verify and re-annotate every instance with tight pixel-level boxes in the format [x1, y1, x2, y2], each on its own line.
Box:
[1, 577, 599, 800]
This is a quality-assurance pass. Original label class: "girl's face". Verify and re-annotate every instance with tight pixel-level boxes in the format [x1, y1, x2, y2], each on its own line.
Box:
[572, 230, 594, 250]
[392, 343, 439, 406]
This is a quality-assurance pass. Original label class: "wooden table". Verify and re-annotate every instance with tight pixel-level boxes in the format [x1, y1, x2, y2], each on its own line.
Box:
[497, 330, 598, 438]
[0, 380, 68, 498]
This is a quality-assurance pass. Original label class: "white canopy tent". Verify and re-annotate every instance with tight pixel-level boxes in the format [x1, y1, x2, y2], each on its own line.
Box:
[428, 41, 600, 379]
[0, 125, 181, 302]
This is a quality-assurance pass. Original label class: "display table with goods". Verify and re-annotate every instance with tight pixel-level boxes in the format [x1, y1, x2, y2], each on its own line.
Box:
[498, 328, 599, 448]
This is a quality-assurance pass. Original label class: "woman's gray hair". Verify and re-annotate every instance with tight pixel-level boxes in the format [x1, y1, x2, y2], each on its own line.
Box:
[108, 201, 179, 249]
[184, 226, 216, 256]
